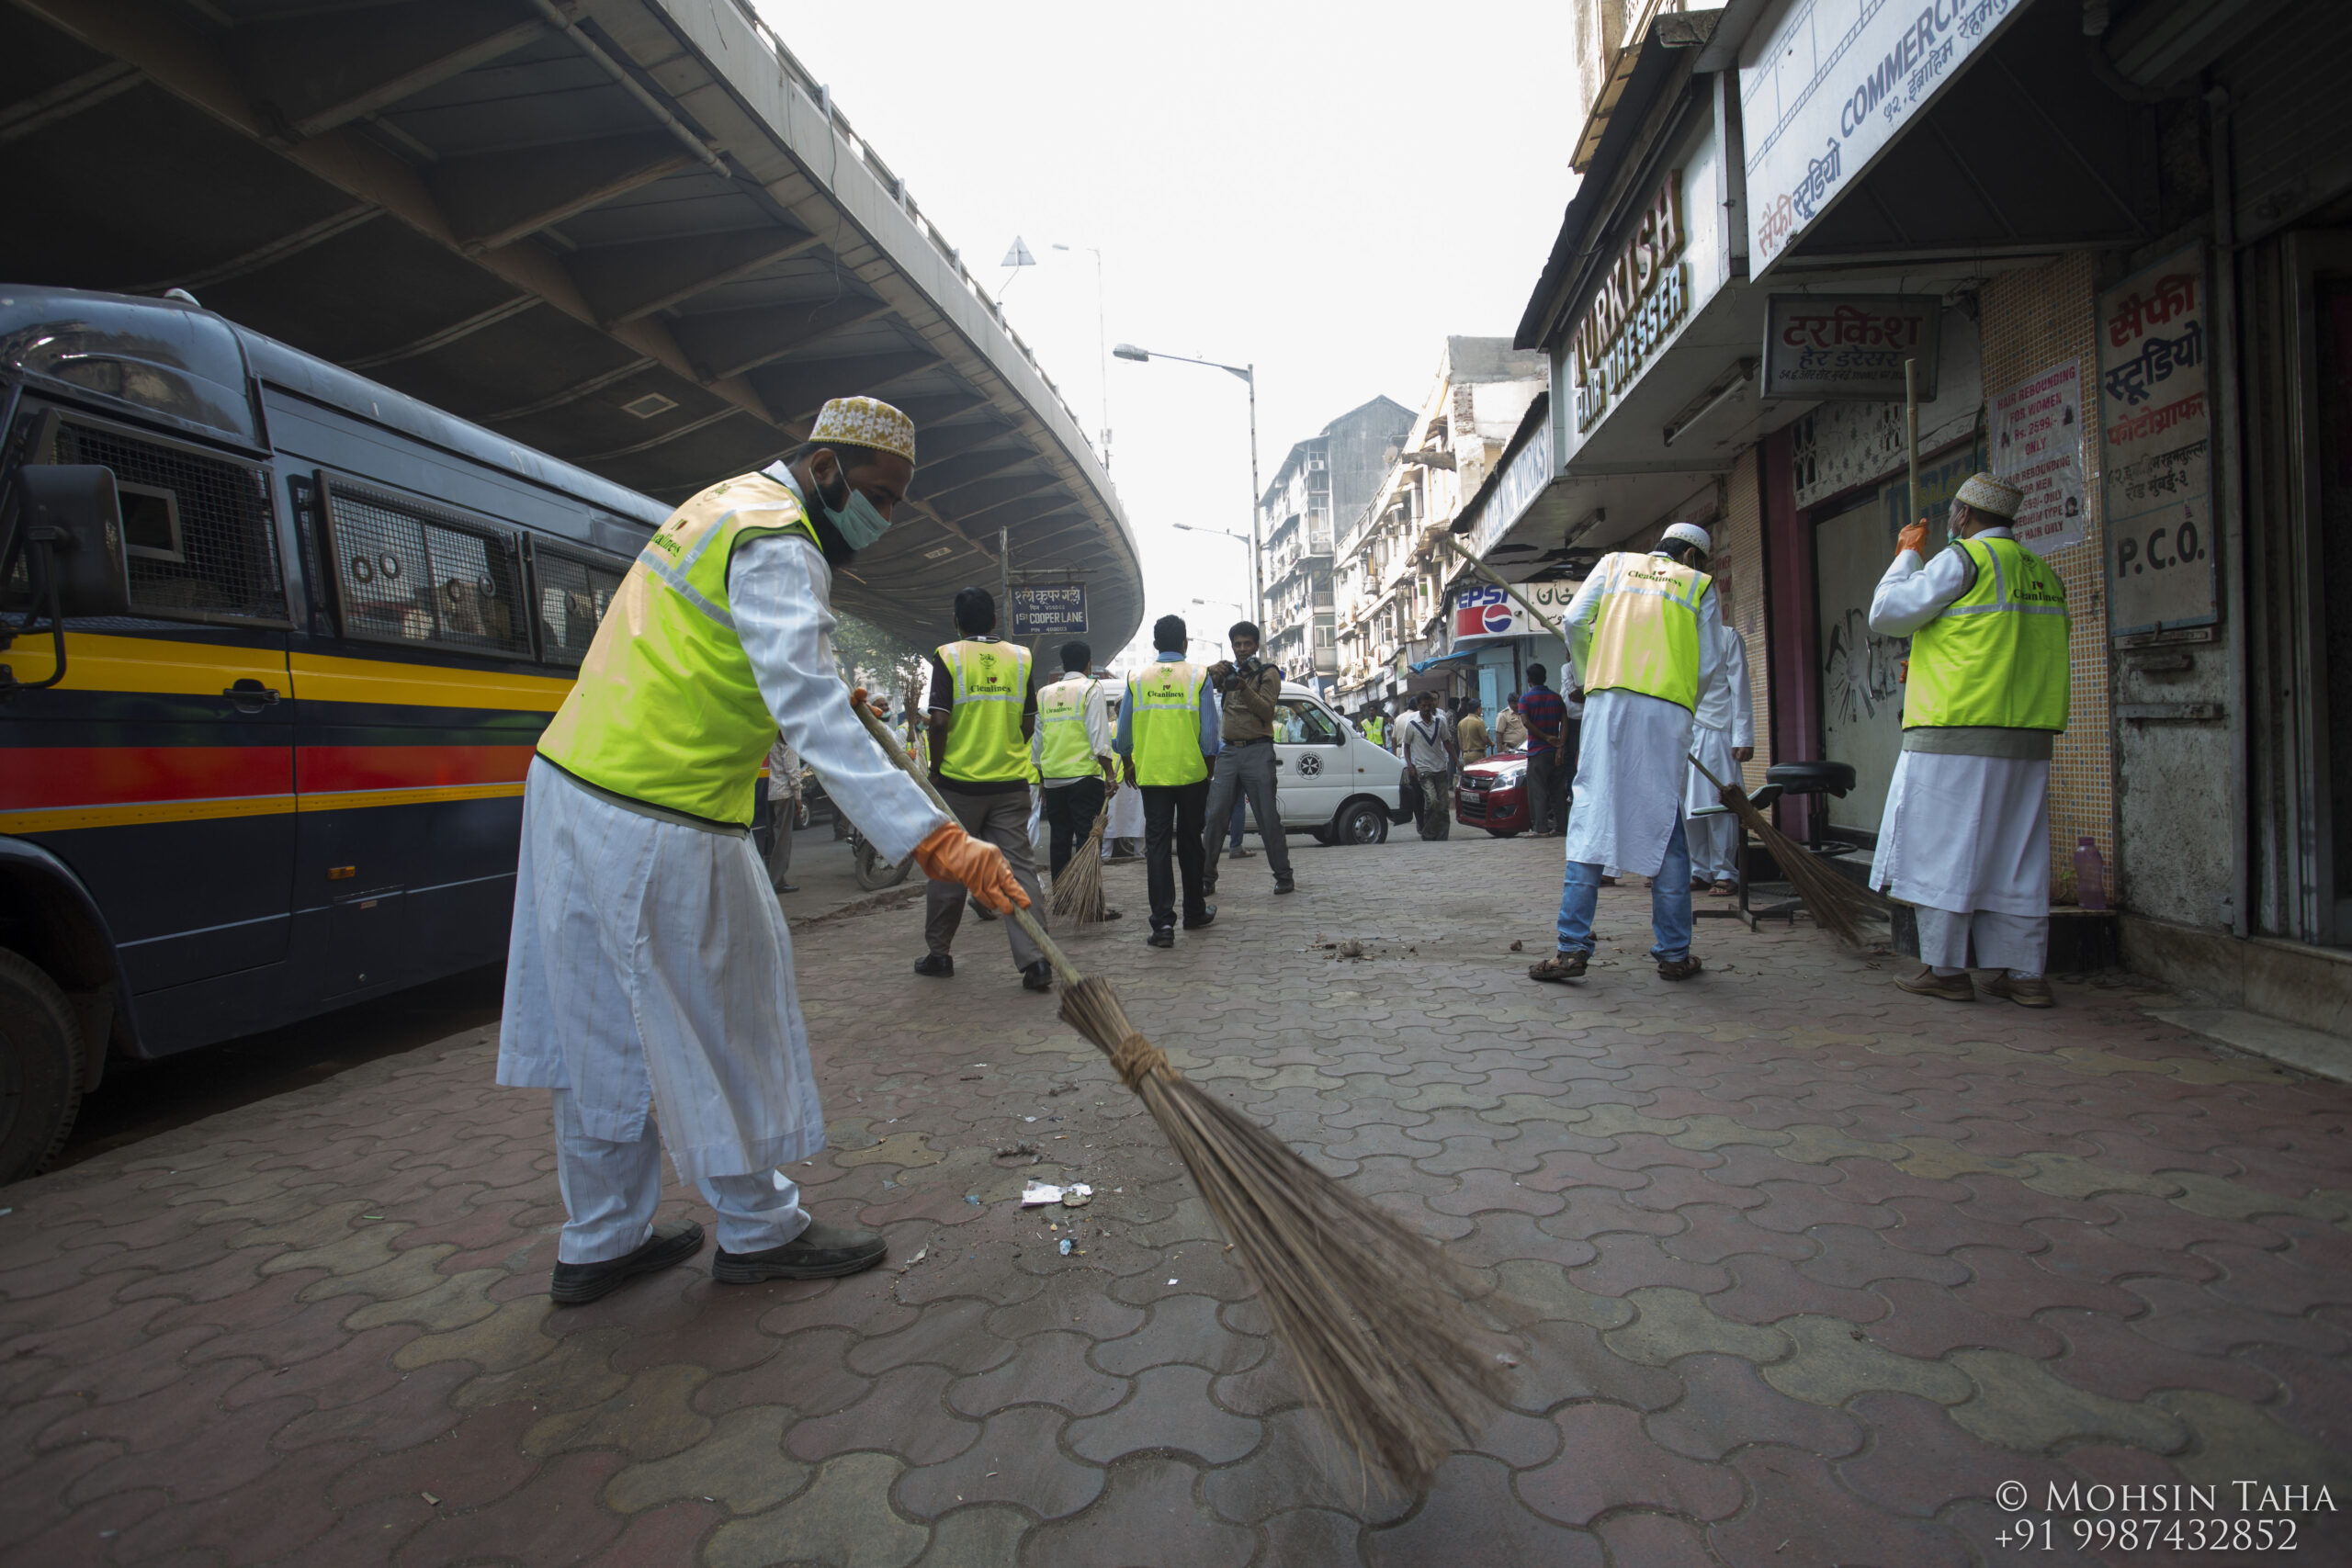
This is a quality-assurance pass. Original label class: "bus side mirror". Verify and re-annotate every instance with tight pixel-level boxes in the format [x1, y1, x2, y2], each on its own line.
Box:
[13, 466, 132, 618]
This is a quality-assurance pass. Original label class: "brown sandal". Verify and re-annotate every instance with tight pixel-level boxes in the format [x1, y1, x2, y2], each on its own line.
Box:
[1527, 951, 1589, 984]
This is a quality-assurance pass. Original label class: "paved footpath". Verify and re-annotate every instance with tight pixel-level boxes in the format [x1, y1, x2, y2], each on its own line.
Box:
[5, 834, 2349, 1566]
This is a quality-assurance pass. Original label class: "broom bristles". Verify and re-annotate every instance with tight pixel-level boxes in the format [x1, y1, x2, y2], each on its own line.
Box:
[1715, 783, 1885, 945]
[1047, 799, 1114, 922]
[1058, 976, 1511, 1489]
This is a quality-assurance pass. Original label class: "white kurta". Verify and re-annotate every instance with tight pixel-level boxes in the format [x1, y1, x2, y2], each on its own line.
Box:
[1863, 529, 2052, 918]
[1682, 623, 1756, 883]
[499, 524, 945, 1184]
[1559, 554, 1735, 877]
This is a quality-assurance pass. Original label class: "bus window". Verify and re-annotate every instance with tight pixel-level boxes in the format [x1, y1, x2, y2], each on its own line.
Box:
[53, 414, 288, 624]
[528, 539, 629, 664]
[319, 478, 531, 658]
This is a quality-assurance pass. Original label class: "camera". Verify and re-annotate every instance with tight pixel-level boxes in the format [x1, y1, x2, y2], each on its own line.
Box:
[1220, 653, 1265, 691]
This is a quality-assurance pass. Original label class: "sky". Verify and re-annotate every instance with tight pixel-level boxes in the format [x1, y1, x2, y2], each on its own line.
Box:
[756, 1, 1580, 669]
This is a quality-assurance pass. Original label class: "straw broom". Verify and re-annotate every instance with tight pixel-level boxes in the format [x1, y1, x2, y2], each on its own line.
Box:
[1432, 531, 1886, 943]
[850, 691, 1506, 1488]
[1047, 783, 1115, 924]
[1685, 751, 1885, 946]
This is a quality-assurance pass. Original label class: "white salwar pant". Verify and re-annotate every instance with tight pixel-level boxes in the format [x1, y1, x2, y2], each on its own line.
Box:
[1914, 908, 2047, 979]
[551, 1088, 810, 1264]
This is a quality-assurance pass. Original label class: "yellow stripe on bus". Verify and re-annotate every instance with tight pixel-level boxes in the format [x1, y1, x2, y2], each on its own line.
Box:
[289, 651, 576, 712]
[295, 782, 526, 812]
[0, 779, 529, 834]
[4, 632, 284, 694]
[0, 793, 298, 834]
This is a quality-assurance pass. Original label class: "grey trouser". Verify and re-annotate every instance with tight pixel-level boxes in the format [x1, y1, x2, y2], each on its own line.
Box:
[925, 788, 1044, 967]
[1417, 770, 1453, 840]
[764, 807, 794, 888]
[1201, 739, 1292, 878]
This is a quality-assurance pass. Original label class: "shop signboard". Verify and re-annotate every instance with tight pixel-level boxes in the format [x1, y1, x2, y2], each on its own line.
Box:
[1448, 578, 1581, 649]
[1743, 0, 2028, 273]
[1009, 582, 1086, 636]
[2095, 247, 2214, 638]
[1464, 419, 1553, 560]
[1569, 173, 1690, 434]
[1763, 294, 1939, 400]
[1992, 359, 2087, 554]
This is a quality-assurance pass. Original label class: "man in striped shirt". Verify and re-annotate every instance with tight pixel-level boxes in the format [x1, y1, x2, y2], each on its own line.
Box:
[1517, 667, 1568, 836]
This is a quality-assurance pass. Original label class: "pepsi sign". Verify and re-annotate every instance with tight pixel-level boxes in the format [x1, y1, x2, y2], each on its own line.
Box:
[1452, 584, 1523, 646]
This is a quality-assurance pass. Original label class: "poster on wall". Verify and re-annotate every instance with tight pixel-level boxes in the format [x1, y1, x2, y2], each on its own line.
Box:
[2096, 246, 2215, 639]
[1992, 359, 2087, 554]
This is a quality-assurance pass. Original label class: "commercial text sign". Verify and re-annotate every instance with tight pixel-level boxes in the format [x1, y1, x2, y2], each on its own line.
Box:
[2096, 247, 2214, 638]
[1448, 578, 1582, 649]
[1571, 174, 1689, 434]
[1009, 582, 1086, 637]
[1743, 0, 2025, 272]
[1464, 419, 1554, 560]
[1992, 359, 2086, 554]
[1762, 294, 1940, 400]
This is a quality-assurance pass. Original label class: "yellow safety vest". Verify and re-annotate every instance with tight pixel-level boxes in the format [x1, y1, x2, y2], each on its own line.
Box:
[937, 638, 1033, 783]
[1577, 551, 1711, 711]
[1035, 675, 1102, 780]
[1905, 536, 2070, 731]
[1364, 716, 1385, 746]
[537, 473, 820, 826]
[1127, 660, 1208, 786]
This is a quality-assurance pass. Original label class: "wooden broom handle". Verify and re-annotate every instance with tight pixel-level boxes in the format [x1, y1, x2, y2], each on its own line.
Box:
[850, 694, 1088, 987]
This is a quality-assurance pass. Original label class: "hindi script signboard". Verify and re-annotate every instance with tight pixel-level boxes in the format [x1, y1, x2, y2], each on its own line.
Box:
[1010, 582, 1087, 637]
[2096, 246, 2214, 639]
[1763, 294, 1940, 400]
[1992, 359, 2087, 555]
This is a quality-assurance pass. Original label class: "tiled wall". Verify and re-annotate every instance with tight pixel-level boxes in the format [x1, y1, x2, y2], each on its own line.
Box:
[1979, 254, 2114, 902]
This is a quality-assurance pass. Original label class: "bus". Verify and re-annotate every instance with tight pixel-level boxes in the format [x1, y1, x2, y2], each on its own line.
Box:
[0, 285, 677, 1180]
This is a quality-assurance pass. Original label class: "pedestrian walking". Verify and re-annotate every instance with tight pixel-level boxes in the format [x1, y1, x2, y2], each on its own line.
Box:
[1518, 667, 1568, 835]
[917, 586, 1051, 991]
[1527, 522, 1736, 987]
[1033, 638, 1115, 884]
[502, 397, 1024, 1303]
[1201, 620, 1295, 897]
[1868, 474, 2069, 1007]
[763, 733, 801, 893]
[1400, 691, 1456, 840]
[1115, 615, 1222, 947]
[1682, 584, 1755, 895]
[1455, 697, 1490, 765]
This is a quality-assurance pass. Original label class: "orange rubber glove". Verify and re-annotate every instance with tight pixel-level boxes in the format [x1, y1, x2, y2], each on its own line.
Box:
[1896, 520, 1929, 558]
[912, 822, 1028, 913]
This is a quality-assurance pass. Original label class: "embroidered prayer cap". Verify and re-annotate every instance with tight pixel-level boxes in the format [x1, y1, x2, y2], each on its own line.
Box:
[1660, 521, 1713, 556]
[1954, 471, 2022, 519]
[809, 397, 916, 465]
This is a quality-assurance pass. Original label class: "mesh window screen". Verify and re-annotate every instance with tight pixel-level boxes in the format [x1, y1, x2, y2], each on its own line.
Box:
[53, 419, 288, 623]
[323, 481, 531, 657]
[530, 544, 628, 664]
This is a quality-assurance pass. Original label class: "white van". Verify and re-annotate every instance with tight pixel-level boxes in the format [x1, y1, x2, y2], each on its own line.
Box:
[1261, 682, 1415, 845]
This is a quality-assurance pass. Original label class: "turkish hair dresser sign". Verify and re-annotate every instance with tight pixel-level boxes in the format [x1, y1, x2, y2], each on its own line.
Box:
[1569, 173, 1690, 434]
[1762, 294, 1940, 400]
[2097, 246, 2214, 638]
[1742, 0, 2028, 272]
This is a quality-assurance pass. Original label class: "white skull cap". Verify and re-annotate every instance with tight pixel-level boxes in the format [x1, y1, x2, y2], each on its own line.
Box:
[1660, 522, 1713, 556]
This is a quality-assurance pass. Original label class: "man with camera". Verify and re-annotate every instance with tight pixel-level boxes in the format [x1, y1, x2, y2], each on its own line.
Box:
[1200, 620, 1296, 897]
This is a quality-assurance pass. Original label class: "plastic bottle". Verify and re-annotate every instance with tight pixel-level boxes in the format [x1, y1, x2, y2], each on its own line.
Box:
[2074, 835, 2108, 911]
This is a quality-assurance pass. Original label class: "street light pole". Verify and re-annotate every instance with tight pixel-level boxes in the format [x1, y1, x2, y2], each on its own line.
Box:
[1051, 243, 1111, 468]
[1112, 344, 1261, 627]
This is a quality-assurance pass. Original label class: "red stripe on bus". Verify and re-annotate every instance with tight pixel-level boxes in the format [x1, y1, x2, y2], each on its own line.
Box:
[297, 744, 538, 793]
[0, 746, 294, 810]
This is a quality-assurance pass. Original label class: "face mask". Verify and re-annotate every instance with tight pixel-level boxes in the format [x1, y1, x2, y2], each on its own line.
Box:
[817, 473, 892, 549]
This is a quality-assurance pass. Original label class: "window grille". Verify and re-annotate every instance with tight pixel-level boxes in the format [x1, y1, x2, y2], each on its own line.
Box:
[45, 415, 288, 625]
[321, 478, 531, 657]
[529, 538, 630, 664]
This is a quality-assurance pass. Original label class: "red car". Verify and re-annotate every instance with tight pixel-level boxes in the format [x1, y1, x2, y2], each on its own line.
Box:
[1455, 752, 1533, 836]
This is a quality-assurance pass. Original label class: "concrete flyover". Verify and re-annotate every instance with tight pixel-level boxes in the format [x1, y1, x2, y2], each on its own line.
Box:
[1, 0, 1140, 652]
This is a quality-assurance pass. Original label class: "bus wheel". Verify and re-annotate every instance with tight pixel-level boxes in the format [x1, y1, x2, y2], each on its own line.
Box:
[0, 948, 83, 1183]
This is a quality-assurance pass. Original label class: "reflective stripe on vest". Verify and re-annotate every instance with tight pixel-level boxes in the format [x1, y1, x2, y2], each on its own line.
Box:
[1035, 676, 1101, 779]
[938, 638, 1033, 782]
[536, 474, 820, 826]
[1578, 552, 1710, 711]
[1904, 536, 2070, 732]
[1127, 661, 1208, 786]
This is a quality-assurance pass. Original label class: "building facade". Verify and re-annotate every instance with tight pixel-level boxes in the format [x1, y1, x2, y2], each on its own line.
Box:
[1476, 0, 2352, 1035]
[1256, 395, 1410, 685]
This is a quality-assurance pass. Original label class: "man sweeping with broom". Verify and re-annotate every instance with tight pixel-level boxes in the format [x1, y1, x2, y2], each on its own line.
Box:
[1527, 521, 1738, 987]
[1034, 639, 1118, 918]
[501, 397, 1027, 1304]
[1869, 473, 2069, 1006]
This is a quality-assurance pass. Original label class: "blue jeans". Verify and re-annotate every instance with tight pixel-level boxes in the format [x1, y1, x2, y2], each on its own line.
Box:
[1556, 813, 1693, 962]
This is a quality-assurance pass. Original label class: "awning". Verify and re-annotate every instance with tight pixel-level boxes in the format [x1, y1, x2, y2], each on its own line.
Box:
[1410, 649, 1477, 673]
